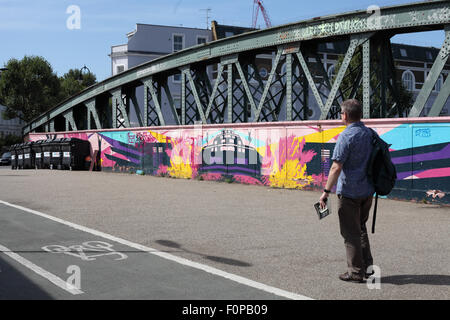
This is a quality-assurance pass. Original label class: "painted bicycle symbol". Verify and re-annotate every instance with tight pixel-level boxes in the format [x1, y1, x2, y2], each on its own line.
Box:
[42, 241, 128, 262]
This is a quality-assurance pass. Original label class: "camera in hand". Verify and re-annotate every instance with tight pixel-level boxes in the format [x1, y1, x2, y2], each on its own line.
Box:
[314, 198, 331, 220]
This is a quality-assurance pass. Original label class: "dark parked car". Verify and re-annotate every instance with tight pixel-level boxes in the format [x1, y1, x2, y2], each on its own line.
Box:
[0, 152, 12, 166]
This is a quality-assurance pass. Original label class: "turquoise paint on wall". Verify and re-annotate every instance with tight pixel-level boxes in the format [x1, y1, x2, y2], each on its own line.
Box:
[380, 123, 450, 151]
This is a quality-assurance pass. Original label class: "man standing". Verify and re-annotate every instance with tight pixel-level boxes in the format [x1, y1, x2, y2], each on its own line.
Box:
[319, 99, 375, 283]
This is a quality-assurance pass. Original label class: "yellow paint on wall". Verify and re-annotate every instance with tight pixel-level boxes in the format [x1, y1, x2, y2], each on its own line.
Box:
[148, 130, 168, 143]
[302, 126, 346, 143]
[269, 160, 314, 189]
[168, 156, 192, 179]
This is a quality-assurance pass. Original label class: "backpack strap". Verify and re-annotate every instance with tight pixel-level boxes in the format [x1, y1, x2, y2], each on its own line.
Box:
[372, 193, 378, 234]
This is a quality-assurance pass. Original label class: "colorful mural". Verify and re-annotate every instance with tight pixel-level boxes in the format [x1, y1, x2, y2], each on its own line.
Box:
[29, 119, 450, 204]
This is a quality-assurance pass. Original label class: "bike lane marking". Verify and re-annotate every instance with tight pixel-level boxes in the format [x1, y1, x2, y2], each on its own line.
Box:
[0, 200, 313, 300]
[0, 243, 83, 295]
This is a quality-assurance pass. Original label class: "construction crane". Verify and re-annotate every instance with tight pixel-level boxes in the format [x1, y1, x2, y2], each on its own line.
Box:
[252, 0, 272, 29]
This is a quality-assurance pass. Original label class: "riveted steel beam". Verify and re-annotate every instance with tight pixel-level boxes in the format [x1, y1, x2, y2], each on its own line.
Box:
[285, 53, 293, 121]
[319, 34, 371, 120]
[249, 49, 283, 122]
[85, 98, 101, 130]
[185, 69, 207, 124]
[221, 54, 240, 123]
[161, 80, 180, 125]
[63, 110, 77, 131]
[226, 64, 233, 123]
[234, 60, 257, 119]
[183, 68, 207, 124]
[362, 39, 371, 119]
[49, 120, 55, 132]
[204, 63, 224, 120]
[181, 70, 186, 125]
[129, 91, 144, 127]
[296, 48, 325, 111]
[409, 25, 450, 117]
[111, 88, 130, 128]
[143, 77, 166, 126]
[429, 73, 450, 117]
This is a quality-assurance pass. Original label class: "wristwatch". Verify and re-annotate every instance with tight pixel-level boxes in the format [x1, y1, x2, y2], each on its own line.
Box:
[323, 189, 331, 193]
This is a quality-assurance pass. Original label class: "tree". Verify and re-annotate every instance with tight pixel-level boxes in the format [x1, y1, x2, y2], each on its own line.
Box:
[0, 134, 22, 153]
[0, 56, 61, 123]
[59, 68, 97, 101]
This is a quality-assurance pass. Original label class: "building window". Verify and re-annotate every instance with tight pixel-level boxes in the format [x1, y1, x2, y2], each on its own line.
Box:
[173, 73, 181, 83]
[426, 51, 433, 60]
[400, 48, 407, 57]
[173, 34, 184, 52]
[225, 31, 234, 38]
[327, 64, 335, 80]
[326, 42, 334, 50]
[435, 74, 443, 92]
[259, 67, 268, 78]
[402, 70, 415, 91]
[197, 36, 207, 45]
[116, 65, 125, 74]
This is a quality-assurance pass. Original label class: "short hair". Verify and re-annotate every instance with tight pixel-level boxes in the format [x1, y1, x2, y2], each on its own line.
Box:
[341, 99, 362, 121]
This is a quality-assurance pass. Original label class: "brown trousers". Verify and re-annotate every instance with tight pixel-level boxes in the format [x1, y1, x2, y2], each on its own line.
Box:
[337, 195, 373, 276]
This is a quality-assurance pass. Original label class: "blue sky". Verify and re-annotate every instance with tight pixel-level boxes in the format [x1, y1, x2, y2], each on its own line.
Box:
[0, 0, 445, 82]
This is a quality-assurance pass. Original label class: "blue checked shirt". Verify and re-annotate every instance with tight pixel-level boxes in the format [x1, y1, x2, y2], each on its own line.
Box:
[331, 121, 375, 199]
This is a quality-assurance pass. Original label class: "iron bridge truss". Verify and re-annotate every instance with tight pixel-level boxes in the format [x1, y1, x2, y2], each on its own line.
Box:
[24, 0, 450, 134]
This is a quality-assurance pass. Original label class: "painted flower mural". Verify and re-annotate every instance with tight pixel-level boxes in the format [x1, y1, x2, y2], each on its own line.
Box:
[264, 135, 317, 189]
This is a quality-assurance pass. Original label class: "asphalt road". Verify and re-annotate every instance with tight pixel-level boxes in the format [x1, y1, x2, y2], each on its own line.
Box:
[0, 166, 449, 300]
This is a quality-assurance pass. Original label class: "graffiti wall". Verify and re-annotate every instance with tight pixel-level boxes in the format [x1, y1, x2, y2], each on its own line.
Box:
[29, 118, 450, 204]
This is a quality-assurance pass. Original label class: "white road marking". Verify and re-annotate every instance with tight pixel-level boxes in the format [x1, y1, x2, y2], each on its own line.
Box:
[0, 200, 313, 300]
[0, 243, 83, 295]
[42, 241, 128, 261]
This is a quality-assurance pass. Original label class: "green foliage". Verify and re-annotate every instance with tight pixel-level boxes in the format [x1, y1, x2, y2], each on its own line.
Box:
[0, 56, 61, 122]
[0, 56, 97, 124]
[59, 68, 96, 101]
[224, 177, 233, 183]
[0, 134, 22, 153]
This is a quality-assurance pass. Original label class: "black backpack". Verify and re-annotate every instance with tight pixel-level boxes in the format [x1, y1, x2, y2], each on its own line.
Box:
[366, 128, 397, 233]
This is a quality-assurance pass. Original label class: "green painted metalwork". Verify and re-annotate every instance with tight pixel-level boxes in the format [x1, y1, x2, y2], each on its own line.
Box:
[285, 53, 293, 121]
[181, 70, 186, 125]
[130, 91, 144, 127]
[85, 99, 101, 130]
[296, 48, 324, 112]
[63, 110, 77, 131]
[204, 63, 223, 122]
[111, 88, 130, 128]
[22, 1, 450, 134]
[235, 60, 258, 119]
[146, 77, 166, 126]
[320, 35, 369, 120]
[185, 69, 207, 124]
[362, 40, 370, 119]
[227, 63, 233, 123]
[409, 25, 450, 117]
[429, 70, 450, 117]
[161, 80, 180, 125]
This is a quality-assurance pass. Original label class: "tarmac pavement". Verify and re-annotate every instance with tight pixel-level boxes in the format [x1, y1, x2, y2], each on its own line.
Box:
[0, 166, 449, 300]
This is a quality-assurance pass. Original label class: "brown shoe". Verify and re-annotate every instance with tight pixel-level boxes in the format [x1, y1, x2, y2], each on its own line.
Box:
[339, 272, 364, 283]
